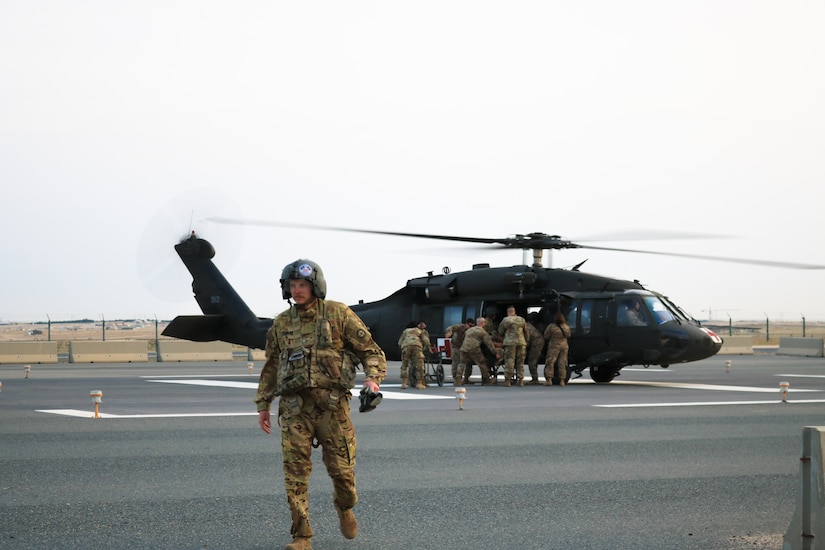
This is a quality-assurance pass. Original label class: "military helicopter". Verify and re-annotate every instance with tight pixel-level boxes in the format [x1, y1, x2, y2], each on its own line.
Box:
[161, 222, 823, 384]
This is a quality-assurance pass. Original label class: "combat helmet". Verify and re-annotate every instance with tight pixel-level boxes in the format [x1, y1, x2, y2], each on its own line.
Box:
[280, 259, 327, 300]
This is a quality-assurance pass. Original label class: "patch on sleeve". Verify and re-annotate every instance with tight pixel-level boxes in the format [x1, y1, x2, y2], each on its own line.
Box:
[356, 329, 367, 339]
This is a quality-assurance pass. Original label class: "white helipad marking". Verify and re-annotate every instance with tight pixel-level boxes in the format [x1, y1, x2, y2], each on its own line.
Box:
[140, 374, 259, 379]
[776, 374, 825, 379]
[147, 379, 258, 389]
[596, 399, 825, 408]
[621, 368, 672, 373]
[603, 380, 821, 393]
[36, 409, 258, 418]
[146, 379, 454, 400]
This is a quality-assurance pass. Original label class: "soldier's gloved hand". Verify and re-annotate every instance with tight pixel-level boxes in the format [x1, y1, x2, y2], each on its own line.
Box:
[359, 386, 383, 413]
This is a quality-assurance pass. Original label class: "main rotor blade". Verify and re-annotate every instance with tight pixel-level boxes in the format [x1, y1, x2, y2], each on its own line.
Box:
[206, 217, 824, 270]
[205, 217, 512, 245]
[578, 244, 825, 270]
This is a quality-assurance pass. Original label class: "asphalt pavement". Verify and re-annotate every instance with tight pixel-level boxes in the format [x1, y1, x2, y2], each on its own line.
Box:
[2, 354, 824, 549]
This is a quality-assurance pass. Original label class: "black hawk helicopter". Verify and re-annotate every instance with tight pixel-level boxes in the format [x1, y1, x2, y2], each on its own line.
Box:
[161, 222, 823, 384]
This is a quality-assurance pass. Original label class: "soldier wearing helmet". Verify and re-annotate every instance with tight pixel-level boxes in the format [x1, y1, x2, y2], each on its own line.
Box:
[255, 259, 386, 550]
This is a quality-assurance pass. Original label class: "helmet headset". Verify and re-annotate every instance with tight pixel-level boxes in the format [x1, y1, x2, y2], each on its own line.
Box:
[280, 259, 327, 300]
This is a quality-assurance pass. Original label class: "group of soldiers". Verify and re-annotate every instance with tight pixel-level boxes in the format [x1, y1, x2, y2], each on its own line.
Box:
[398, 307, 571, 388]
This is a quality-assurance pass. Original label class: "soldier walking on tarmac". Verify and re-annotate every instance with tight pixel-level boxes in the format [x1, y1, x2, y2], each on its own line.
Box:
[255, 259, 387, 550]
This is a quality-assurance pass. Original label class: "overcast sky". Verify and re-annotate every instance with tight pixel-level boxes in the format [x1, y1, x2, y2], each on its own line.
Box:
[2, 1, 824, 324]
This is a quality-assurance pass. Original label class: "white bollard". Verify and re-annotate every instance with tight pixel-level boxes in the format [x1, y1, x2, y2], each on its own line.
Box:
[247, 361, 254, 375]
[455, 387, 466, 410]
[780, 381, 790, 403]
[725, 360, 731, 373]
[90, 390, 103, 418]
[24, 365, 31, 378]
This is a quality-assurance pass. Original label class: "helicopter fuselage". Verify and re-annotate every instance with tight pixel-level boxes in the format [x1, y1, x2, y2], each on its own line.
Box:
[163, 235, 722, 384]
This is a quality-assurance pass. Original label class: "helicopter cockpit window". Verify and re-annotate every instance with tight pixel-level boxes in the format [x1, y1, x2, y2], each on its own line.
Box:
[642, 296, 675, 325]
[444, 306, 464, 329]
[617, 298, 648, 327]
[580, 301, 593, 334]
[567, 304, 578, 331]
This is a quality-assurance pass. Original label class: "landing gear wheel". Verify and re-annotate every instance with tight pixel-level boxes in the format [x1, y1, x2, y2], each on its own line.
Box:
[436, 364, 445, 386]
[589, 365, 617, 383]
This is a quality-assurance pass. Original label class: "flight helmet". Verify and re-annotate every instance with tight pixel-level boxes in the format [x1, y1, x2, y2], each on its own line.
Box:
[280, 259, 327, 300]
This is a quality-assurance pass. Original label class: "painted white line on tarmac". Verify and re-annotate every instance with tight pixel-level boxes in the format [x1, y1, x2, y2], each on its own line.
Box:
[602, 380, 821, 392]
[146, 379, 454, 400]
[620, 368, 672, 373]
[147, 379, 258, 389]
[140, 374, 260, 379]
[36, 409, 258, 418]
[596, 399, 825, 408]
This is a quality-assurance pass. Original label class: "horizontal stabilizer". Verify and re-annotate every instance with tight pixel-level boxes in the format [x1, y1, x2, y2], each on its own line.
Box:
[162, 315, 229, 343]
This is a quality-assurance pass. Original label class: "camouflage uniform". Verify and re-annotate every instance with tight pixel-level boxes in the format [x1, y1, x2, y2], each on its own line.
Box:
[525, 322, 545, 384]
[445, 323, 470, 382]
[543, 321, 571, 384]
[398, 326, 430, 388]
[255, 299, 386, 541]
[458, 325, 498, 384]
[498, 312, 528, 385]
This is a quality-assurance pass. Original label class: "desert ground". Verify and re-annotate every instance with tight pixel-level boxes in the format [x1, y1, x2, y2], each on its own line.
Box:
[1, 318, 823, 349]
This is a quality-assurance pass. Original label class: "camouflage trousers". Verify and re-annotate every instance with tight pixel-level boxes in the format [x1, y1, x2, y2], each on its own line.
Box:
[526, 342, 544, 381]
[503, 344, 526, 380]
[457, 349, 489, 381]
[278, 388, 357, 538]
[544, 343, 569, 380]
[400, 346, 425, 381]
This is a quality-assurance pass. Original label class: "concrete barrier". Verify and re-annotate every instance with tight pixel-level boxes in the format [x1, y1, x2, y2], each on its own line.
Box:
[784, 426, 825, 549]
[157, 341, 234, 362]
[717, 335, 754, 355]
[779, 338, 825, 358]
[248, 348, 265, 361]
[69, 341, 149, 363]
[0, 342, 59, 364]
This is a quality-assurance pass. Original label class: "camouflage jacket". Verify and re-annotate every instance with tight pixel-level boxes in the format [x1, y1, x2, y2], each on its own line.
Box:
[398, 327, 429, 350]
[525, 322, 544, 349]
[544, 322, 571, 346]
[460, 325, 497, 354]
[445, 323, 469, 351]
[498, 315, 527, 346]
[254, 299, 386, 411]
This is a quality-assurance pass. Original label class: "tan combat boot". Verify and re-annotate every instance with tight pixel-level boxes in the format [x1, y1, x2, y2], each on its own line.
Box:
[284, 537, 312, 550]
[415, 381, 427, 390]
[400, 376, 409, 389]
[336, 507, 358, 539]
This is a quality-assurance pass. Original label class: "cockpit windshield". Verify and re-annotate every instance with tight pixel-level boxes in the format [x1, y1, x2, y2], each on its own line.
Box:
[642, 295, 676, 324]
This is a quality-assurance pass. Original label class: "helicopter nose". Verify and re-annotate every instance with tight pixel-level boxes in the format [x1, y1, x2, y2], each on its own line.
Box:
[683, 326, 723, 361]
[700, 327, 724, 353]
[661, 325, 723, 363]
